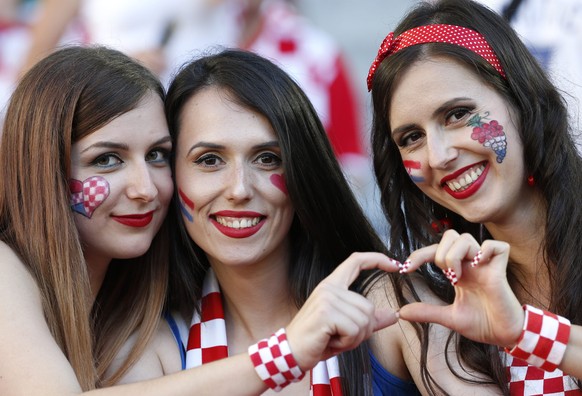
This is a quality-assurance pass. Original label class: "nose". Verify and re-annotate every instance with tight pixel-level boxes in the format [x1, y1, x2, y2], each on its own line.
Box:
[126, 163, 158, 202]
[225, 162, 253, 202]
[426, 128, 458, 169]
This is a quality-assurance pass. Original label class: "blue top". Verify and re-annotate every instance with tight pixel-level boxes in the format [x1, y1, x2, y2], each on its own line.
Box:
[370, 351, 420, 395]
[164, 312, 186, 370]
[165, 314, 420, 394]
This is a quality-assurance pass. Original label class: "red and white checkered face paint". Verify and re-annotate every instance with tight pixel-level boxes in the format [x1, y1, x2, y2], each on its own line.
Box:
[69, 176, 110, 218]
[367, 24, 506, 91]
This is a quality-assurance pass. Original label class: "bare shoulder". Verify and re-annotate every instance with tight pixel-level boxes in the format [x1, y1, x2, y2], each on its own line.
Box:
[0, 241, 84, 394]
[112, 315, 184, 384]
[365, 274, 415, 382]
[0, 241, 41, 305]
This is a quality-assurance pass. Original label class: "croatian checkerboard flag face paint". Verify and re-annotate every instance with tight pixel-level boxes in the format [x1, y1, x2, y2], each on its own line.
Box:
[69, 176, 110, 218]
[178, 188, 194, 223]
[403, 160, 425, 183]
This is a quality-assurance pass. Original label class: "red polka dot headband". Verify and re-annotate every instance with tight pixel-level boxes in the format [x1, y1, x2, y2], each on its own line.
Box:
[366, 24, 506, 91]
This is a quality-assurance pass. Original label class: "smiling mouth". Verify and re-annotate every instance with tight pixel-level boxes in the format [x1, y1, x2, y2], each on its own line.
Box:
[443, 163, 486, 192]
[214, 216, 262, 229]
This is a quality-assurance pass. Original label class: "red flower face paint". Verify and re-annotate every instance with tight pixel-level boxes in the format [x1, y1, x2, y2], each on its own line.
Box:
[69, 176, 110, 218]
[178, 188, 195, 222]
[402, 160, 425, 183]
[468, 111, 507, 163]
[270, 173, 288, 195]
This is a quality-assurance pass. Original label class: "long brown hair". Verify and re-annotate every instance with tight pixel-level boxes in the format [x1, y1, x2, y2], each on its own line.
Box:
[0, 45, 170, 389]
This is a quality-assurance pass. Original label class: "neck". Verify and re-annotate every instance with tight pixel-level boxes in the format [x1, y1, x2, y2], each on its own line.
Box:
[485, 188, 545, 267]
[484, 192, 550, 306]
[211, 258, 296, 353]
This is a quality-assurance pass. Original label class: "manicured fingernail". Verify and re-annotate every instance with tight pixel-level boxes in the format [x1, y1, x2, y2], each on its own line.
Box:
[399, 259, 411, 274]
[471, 250, 482, 268]
[443, 268, 458, 285]
[389, 257, 401, 268]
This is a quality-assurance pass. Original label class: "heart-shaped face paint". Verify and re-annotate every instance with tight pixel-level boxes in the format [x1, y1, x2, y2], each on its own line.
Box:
[270, 173, 288, 195]
[69, 176, 110, 218]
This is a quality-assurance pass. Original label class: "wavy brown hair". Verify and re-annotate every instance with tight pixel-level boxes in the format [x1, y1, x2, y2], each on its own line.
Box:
[0, 45, 170, 389]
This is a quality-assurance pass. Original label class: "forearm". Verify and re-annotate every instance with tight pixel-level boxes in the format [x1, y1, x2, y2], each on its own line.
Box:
[90, 353, 265, 396]
[561, 324, 582, 379]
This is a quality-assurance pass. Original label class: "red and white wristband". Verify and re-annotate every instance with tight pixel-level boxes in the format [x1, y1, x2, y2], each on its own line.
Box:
[248, 328, 305, 391]
[505, 304, 571, 372]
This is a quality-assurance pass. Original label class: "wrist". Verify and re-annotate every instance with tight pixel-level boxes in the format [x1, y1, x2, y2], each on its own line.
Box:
[248, 328, 305, 391]
[505, 305, 571, 372]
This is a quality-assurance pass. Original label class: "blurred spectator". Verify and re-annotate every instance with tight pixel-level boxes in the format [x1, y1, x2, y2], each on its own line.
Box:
[19, 0, 238, 85]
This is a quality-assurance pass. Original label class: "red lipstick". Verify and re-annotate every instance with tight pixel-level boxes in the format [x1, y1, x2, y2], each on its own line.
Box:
[112, 211, 154, 227]
[441, 162, 489, 199]
[211, 210, 265, 239]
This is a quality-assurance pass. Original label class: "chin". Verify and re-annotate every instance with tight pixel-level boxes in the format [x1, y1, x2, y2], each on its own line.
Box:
[114, 240, 153, 259]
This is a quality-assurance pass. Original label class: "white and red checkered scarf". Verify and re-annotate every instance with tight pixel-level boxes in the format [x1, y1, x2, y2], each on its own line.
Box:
[186, 269, 343, 395]
[503, 352, 580, 395]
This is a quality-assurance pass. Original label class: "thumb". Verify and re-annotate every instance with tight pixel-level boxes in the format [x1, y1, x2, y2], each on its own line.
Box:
[398, 302, 450, 325]
[373, 308, 399, 331]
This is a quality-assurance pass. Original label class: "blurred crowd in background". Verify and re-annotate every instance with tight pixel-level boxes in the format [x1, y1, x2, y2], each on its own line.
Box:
[1, 0, 581, 235]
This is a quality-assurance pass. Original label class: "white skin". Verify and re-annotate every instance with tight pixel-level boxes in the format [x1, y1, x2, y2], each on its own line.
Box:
[1, 84, 400, 395]
[385, 55, 582, 382]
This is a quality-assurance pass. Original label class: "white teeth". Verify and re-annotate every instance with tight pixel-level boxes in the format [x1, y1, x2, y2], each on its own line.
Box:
[216, 216, 261, 229]
[446, 164, 486, 192]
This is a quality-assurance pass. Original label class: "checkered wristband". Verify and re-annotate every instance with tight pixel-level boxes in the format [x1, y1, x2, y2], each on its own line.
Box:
[505, 305, 571, 372]
[248, 328, 305, 391]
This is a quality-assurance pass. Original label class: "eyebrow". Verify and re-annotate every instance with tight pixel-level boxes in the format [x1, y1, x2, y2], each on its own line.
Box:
[391, 97, 472, 138]
[81, 135, 172, 154]
[186, 140, 280, 157]
[81, 141, 129, 154]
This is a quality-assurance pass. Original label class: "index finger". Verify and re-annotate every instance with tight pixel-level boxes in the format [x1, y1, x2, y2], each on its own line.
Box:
[324, 252, 401, 288]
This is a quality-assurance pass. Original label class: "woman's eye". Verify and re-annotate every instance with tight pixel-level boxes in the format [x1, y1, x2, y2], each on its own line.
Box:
[255, 152, 282, 167]
[146, 148, 170, 164]
[400, 131, 423, 147]
[92, 154, 122, 168]
[446, 108, 471, 125]
[194, 153, 223, 167]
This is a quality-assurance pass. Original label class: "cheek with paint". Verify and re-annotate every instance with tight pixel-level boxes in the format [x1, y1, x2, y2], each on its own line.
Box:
[178, 188, 195, 223]
[468, 112, 507, 163]
[270, 173, 288, 195]
[402, 160, 425, 183]
[69, 176, 111, 218]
